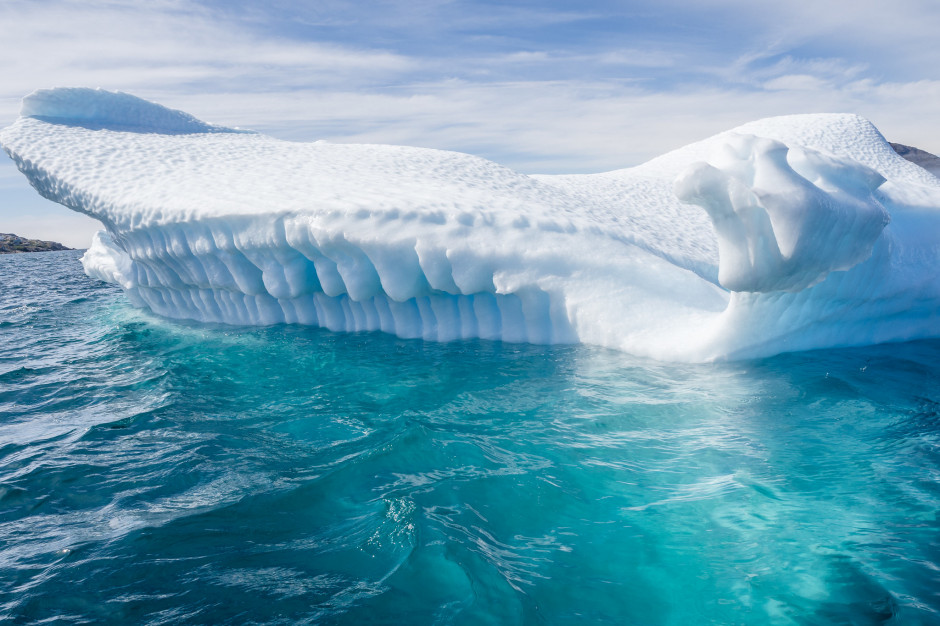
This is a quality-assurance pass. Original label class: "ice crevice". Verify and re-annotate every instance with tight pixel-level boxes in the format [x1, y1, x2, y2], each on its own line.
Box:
[2, 87, 938, 361]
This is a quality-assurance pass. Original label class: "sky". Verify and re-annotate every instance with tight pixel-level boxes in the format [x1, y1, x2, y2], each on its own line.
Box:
[2, 0, 940, 248]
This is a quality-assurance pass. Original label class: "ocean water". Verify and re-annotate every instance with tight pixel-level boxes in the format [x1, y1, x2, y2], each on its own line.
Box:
[1, 250, 939, 625]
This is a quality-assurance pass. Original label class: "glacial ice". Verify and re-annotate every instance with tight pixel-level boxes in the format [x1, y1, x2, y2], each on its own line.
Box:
[2, 87, 938, 361]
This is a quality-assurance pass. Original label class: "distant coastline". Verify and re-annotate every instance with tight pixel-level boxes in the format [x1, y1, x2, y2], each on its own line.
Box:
[0, 233, 72, 254]
[890, 143, 940, 177]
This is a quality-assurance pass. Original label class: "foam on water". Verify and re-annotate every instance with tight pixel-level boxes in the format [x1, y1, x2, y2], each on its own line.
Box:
[2, 88, 939, 360]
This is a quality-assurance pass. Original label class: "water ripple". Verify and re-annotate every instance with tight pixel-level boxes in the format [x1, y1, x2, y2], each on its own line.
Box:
[1, 251, 940, 623]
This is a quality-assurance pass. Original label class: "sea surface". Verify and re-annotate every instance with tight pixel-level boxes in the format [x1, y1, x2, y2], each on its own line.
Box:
[2, 249, 939, 625]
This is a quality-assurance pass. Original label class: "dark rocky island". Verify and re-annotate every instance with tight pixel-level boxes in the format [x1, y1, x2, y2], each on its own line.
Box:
[0, 233, 72, 253]
[891, 143, 940, 178]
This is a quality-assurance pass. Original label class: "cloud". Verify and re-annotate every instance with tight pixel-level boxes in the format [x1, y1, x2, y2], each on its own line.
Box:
[0, 0, 419, 121]
[2, 0, 940, 246]
[763, 74, 832, 92]
[2, 0, 939, 166]
[669, 0, 940, 79]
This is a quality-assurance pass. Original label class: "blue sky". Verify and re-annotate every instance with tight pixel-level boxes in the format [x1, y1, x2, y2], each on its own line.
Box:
[2, 0, 940, 247]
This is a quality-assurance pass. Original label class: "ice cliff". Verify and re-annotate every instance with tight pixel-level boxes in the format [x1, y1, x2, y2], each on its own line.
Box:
[2, 88, 938, 360]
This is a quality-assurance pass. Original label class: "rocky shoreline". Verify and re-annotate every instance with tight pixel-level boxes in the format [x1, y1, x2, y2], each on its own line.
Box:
[0, 233, 72, 253]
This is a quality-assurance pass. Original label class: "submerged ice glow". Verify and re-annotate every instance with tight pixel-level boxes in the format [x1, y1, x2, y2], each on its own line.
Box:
[2, 87, 938, 360]
[3, 250, 940, 623]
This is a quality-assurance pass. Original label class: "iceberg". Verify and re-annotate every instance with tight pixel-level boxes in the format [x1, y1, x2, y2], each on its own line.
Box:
[2, 87, 938, 361]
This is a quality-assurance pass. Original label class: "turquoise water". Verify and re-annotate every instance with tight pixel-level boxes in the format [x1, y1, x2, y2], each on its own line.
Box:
[2, 250, 939, 624]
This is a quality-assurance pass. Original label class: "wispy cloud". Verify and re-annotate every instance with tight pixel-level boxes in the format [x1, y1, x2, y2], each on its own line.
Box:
[2, 0, 940, 247]
[0, 0, 419, 110]
[2, 0, 938, 164]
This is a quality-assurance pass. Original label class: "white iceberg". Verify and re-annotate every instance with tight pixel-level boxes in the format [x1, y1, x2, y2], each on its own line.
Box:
[2, 88, 938, 361]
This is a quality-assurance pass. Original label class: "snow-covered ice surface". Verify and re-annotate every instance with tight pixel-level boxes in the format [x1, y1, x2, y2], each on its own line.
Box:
[2, 88, 938, 361]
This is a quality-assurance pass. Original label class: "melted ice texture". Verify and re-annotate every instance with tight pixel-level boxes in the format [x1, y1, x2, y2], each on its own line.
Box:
[2, 88, 938, 360]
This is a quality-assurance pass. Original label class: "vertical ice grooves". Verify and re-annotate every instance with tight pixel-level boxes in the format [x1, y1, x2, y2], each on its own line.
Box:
[102, 215, 575, 343]
[128, 285, 564, 344]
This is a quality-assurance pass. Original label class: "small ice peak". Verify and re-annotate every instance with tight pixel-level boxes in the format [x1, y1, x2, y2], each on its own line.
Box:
[19, 87, 250, 135]
[675, 133, 889, 293]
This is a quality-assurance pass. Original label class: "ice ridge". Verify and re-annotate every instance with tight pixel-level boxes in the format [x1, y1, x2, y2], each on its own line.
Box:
[1, 88, 938, 361]
[20, 87, 247, 135]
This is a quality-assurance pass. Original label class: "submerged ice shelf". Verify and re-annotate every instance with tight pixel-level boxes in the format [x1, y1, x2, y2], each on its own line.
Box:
[2, 88, 938, 360]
